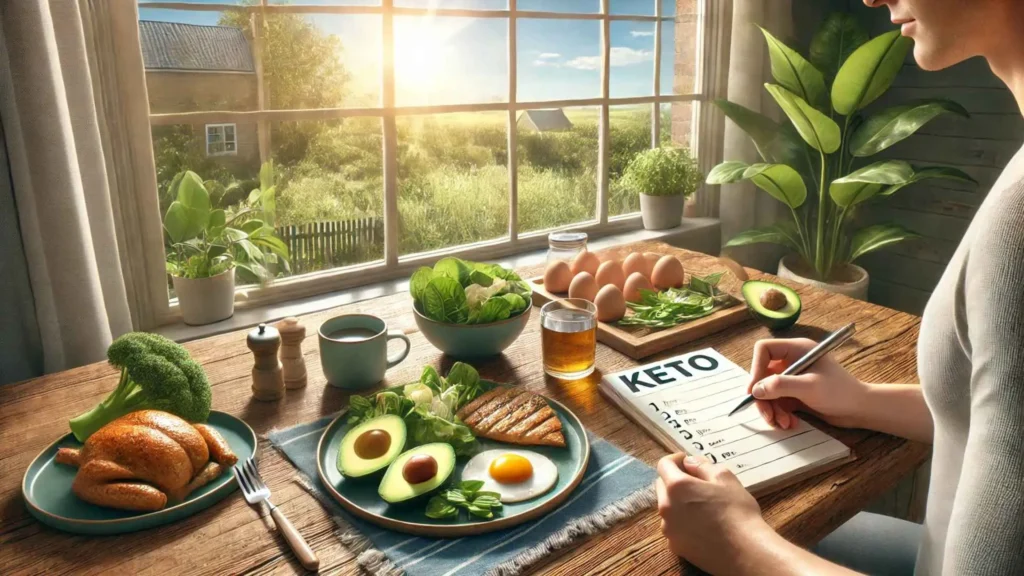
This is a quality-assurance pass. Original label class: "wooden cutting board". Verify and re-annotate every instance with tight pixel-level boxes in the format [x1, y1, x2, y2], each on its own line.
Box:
[529, 245, 752, 360]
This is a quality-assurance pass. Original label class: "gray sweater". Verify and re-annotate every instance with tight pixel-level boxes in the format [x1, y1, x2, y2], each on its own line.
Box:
[917, 145, 1024, 575]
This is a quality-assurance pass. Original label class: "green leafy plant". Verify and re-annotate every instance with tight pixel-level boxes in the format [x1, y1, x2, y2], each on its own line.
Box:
[618, 272, 734, 328]
[708, 14, 976, 281]
[164, 162, 290, 283]
[426, 480, 503, 520]
[410, 258, 533, 325]
[622, 146, 703, 197]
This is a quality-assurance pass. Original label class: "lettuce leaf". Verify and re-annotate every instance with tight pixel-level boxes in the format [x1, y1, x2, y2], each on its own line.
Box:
[421, 276, 469, 323]
[468, 296, 511, 324]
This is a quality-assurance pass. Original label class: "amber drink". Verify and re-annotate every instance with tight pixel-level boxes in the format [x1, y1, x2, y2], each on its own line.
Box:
[540, 299, 597, 380]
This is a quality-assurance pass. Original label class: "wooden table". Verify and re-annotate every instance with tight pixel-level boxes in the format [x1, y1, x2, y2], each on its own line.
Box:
[0, 241, 930, 576]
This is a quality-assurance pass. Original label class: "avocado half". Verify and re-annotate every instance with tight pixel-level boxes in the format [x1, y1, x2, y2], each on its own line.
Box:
[338, 415, 408, 479]
[742, 280, 801, 330]
[378, 443, 456, 505]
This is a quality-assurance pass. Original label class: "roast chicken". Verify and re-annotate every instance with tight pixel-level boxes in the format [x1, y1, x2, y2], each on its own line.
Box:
[56, 410, 238, 512]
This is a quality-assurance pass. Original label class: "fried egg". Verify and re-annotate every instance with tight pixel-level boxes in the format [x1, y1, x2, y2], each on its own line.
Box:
[461, 449, 558, 503]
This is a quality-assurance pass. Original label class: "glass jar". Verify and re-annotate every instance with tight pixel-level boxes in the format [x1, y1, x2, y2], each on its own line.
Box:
[547, 231, 588, 264]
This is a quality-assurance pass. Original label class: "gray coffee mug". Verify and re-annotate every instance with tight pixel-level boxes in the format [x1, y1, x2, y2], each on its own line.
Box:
[318, 314, 411, 390]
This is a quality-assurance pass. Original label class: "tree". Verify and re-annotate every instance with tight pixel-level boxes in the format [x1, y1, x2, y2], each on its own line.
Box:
[219, 8, 349, 110]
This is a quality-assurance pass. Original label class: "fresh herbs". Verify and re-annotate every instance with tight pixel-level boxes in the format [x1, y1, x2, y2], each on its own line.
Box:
[347, 363, 485, 456]
[425, 480, 503, 520]
[410, 258, 533, 325]
[617, 272, 735, 329]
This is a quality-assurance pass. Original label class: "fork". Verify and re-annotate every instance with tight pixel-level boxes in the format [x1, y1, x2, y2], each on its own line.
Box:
[234, 458, 320, 572]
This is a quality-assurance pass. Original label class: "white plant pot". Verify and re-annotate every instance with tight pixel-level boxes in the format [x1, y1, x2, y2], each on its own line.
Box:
[777, 254, 869, 300]
[172, 267, 236, 325]
[639, 193, 685, 230]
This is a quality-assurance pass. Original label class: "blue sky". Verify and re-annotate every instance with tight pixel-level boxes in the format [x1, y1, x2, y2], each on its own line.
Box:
[138, 0, 684, 105]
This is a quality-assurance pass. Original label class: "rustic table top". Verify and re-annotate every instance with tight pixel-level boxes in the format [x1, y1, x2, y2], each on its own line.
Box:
[0, 241, 930, 576]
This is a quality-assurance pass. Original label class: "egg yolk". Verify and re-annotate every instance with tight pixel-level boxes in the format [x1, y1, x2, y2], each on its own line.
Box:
[488, 454, 534, 484]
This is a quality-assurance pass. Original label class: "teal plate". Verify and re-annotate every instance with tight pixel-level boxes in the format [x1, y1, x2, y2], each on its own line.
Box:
[22, 411, 257, 535]
[316, 383, 590, 537]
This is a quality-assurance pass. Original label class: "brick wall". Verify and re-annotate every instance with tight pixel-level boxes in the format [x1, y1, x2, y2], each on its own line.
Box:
[146, 70, 260, 173]
[670, 0, 699, 148]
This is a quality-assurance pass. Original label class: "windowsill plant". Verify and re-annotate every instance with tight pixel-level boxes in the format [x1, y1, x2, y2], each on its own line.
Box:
[164, 161, 290, 325]
[621, 146, 703, 230]
[708, 14, 975, 295]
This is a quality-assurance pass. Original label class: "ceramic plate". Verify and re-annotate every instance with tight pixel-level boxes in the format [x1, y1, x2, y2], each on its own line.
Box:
[22, 411, 257, 535]
[317, 382, 590, 537]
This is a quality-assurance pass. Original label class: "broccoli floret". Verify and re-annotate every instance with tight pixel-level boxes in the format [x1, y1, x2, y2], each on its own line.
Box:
[69, 332, 212, 441]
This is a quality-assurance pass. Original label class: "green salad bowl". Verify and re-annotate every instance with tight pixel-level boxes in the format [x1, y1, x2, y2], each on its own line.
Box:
[413, 305, 531, 359]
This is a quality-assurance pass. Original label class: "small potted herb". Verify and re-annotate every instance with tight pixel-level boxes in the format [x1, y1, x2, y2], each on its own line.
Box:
[622, 147, 703, 230]
[164, 167, 289, 325]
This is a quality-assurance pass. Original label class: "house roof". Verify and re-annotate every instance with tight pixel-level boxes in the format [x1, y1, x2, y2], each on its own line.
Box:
[517, 109, 573, 132]
[139, 20, 254, 73]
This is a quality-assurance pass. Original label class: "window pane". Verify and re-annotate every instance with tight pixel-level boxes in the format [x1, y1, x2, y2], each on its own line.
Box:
[152, 123, 258, 200]
[138, 10, 259, 113]
[661, 0, 677, 17]
[609, 105, 651, 217]
[610, 0, 654, 16]
[397, 113, 509, 255]
[610, 21, 655, 98]
[265, 14, 381, 109]
[273, 118, 385, 274]
[394, 17, 507, 106]
[517, 107, 597, 233]
[397, 0, 505, 8]
[662, 3, 700, 94]
[268, 0, 379, 4]
[518, 0, 597, 12]
[518, 20, 600, 102]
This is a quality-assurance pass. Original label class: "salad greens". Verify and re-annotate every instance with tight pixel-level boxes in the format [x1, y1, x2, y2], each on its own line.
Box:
[617, 272, 736, 329]
[347, 363, 486, 456]
[425, 480, 503, 520]
[411, 257, 533, 325]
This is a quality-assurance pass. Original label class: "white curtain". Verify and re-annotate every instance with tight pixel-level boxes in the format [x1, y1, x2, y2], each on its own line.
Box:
[718, 0, 795, 273]
[0, 0, 133, 375]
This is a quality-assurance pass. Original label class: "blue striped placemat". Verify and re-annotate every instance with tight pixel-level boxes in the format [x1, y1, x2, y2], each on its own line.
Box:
[269, 415, 656, 576]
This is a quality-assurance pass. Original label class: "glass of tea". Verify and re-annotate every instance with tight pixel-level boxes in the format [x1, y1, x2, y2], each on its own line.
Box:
[540, 298, 597, 380]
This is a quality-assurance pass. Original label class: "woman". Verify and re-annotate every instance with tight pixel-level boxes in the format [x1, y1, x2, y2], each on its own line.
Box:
[656, 0, 1024, 574]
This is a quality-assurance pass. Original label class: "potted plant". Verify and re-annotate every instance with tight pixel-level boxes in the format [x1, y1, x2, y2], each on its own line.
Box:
[164, 166, 289, 325]
[622, 147, 703, 230]
[708, 14, 975, 298]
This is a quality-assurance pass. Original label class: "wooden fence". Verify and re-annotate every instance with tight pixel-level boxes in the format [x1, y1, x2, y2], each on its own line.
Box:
[277, 218, 384, 275]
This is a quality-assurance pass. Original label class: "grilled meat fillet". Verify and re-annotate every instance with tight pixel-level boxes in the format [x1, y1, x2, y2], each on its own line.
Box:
[456, 387, 565, 447]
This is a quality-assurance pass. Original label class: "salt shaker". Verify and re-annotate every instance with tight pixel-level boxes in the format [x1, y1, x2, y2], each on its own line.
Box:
[247, 323, 284, 401]
[275, 317, 307, 389]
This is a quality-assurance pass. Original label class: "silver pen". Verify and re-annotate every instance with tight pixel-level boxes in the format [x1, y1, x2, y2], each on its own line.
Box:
[727, 323, 857, 417]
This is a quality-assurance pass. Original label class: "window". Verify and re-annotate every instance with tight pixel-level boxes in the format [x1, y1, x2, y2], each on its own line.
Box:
[205, 124, 237, 156]
[105, 1, 729, 325]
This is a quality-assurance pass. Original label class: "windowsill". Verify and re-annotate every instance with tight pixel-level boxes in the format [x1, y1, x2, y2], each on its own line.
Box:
[156, 217, 721, 343]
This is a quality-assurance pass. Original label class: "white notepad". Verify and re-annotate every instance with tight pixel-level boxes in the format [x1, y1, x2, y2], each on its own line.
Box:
[599, 348, 852, 494]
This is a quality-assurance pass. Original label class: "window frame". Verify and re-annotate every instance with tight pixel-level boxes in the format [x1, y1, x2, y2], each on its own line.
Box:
[95, 0, 731, 327]
[205, 123, 238, 156]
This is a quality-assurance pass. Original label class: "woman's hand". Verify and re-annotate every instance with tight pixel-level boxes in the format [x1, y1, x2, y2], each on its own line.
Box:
[748, 338, 868, 430]
[656, 454, 771, 573]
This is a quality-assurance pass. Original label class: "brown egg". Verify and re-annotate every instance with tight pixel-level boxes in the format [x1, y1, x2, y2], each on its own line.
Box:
[568, 272, 599, 302]
[594, 284, 627, 323]
[623, 272, 654, 303]
[595, 260, 626, 290]
[543, 260, 573, 293]
[651, 255, 685, 290]
[622, 252, 652, 279]
[643, 252, 662, 273]
[570, 250, 601, 277]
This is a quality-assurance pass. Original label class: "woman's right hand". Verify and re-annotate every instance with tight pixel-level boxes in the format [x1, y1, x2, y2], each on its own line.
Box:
[748, 338, 868, 430]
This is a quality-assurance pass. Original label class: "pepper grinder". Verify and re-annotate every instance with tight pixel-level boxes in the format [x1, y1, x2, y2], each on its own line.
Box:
[247, 323, 284, 401]
[275, 317, 307, 389]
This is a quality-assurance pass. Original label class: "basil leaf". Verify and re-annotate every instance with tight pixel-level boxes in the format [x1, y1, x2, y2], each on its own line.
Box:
[444, 489, 468, 504]
[425, 495, 458, 519]
[467, 505, 494, 519]
[458, 480, 485, 494]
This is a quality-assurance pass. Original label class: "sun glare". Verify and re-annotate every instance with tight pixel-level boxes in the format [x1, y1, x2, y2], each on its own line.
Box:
[394, 18, 466, 104]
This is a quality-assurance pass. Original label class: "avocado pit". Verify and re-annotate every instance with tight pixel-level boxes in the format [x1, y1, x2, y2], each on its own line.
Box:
[354, 429, 392, 460]
[759, 288, 787, 311]
[402, 454, 438, 484]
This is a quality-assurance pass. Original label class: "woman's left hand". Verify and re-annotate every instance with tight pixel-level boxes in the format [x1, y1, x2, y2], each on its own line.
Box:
[656, 453, 771, 573]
